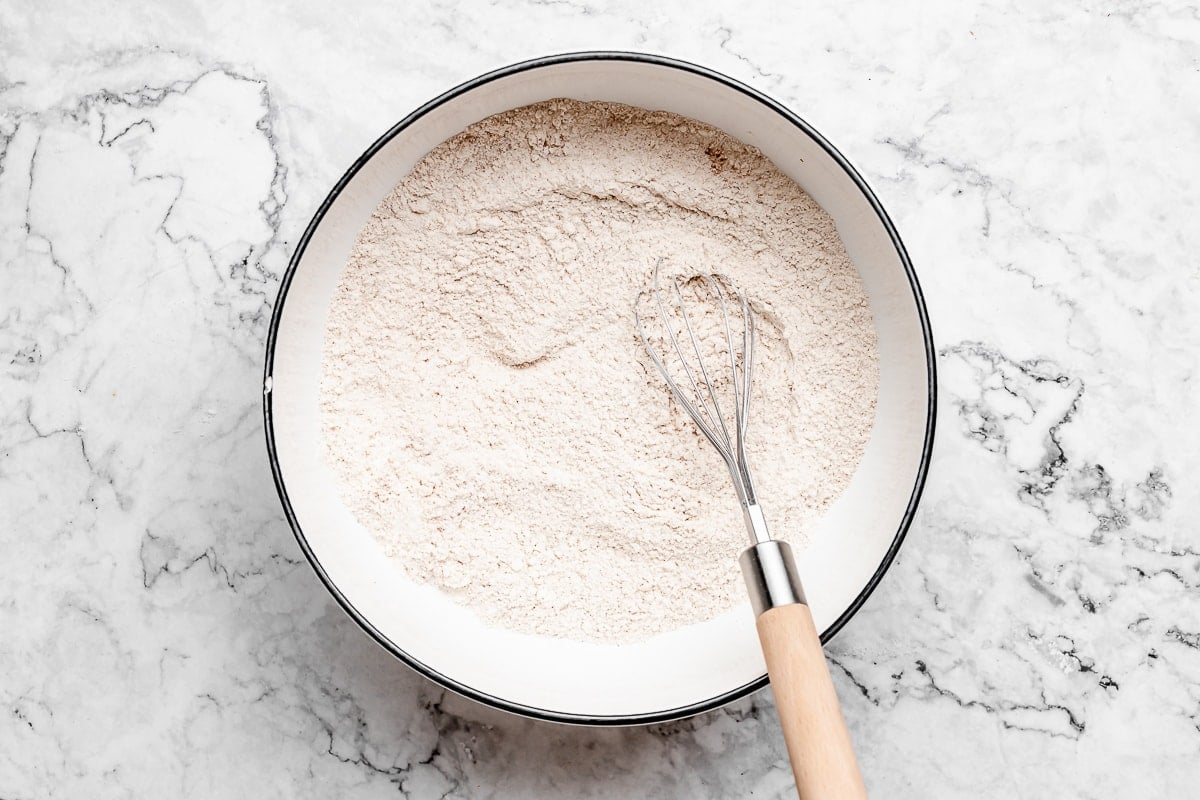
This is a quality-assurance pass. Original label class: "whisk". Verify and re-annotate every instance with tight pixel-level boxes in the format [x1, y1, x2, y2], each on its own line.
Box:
[636, 264, 868, 800]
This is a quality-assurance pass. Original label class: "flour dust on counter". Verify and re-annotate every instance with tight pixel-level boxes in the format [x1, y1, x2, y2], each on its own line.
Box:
[319, 99, 878, 642]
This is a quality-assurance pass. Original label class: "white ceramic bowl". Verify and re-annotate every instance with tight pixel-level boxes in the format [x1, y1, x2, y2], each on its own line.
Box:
[265, 52, 935, 724]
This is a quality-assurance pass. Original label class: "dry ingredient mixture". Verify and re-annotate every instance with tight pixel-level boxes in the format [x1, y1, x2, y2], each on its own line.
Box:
[320, 99, 878, 643]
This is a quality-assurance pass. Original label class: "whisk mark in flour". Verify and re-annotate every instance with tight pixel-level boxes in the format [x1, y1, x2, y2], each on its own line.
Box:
[319, 99, 879, 643]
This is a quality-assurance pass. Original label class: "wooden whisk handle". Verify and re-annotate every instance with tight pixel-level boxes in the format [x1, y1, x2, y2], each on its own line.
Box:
[741, 541, 868, 799]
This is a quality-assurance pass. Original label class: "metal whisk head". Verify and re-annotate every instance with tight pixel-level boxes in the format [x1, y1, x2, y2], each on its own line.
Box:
[635, 262, 771, 545]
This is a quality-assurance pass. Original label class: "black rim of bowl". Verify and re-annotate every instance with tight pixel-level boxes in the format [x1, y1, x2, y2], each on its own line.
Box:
[263, 51, 938, 726]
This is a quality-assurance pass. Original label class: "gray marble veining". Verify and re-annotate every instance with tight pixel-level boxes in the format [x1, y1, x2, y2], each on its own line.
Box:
[2, 1, 1198, 797]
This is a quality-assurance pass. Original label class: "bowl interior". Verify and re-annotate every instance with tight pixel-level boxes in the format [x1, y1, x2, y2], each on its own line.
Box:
[267, 56, 932, 722]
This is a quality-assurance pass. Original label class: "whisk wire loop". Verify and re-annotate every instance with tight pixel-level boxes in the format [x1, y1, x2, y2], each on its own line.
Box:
[635, 262, 763, 520]
[670, 274, 736, 457]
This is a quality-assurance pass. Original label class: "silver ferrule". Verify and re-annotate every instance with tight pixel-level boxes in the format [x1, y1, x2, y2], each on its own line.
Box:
[739, 539, 806, 617]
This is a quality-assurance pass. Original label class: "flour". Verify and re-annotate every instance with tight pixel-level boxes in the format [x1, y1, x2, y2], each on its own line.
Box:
[319, 99, 878, 643]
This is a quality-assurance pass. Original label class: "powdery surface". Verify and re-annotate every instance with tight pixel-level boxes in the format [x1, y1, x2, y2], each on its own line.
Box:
[319, 99, 878, 642]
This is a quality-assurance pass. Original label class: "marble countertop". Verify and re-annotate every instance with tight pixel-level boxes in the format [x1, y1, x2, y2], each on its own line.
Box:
[3, 1, 1198, 796]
